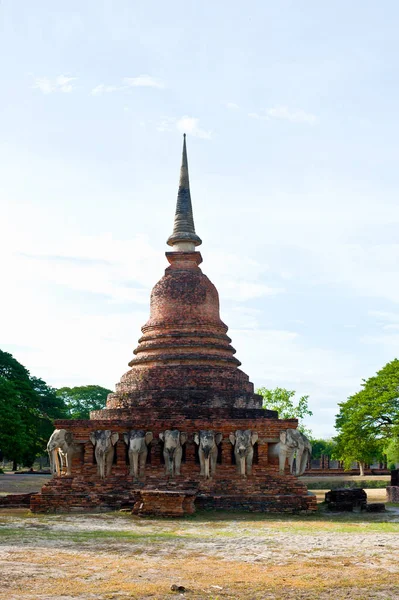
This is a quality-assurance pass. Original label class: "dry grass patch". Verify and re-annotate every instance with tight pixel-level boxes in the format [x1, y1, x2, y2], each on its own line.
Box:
[0, 510, 399, 599]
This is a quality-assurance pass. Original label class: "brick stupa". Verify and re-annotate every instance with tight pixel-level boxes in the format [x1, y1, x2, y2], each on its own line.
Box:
[31, 136, 316, 514]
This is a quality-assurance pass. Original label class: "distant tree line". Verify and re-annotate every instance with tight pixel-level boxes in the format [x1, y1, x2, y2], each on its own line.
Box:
[0, 350, 111, 470]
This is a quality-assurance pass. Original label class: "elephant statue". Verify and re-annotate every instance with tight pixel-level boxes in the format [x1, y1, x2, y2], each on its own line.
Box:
[229, 430, 258, 477]
[90, 430, 119, 479]
[47, 429, 83, 476]
[194, 430, 223, 479]
[269, 429, 312, 476]
[123, 430, 153, 479]
[159, 430, 187, 477]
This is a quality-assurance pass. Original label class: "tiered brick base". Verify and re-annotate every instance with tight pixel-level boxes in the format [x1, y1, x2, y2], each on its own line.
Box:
[31, 412, 317, 514]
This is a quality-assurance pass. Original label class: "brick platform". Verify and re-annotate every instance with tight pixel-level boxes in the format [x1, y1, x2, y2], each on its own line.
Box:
[31, 415, 317, 513]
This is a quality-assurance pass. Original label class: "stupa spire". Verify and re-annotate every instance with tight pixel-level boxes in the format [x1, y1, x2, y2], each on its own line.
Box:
[167, 134, 202, 251]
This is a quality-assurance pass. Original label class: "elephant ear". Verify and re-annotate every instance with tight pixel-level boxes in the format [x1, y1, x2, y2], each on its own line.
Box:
[251, 432, 258, 446]
[279, 430, 287, 444]
[123, 433, 129, 445]
[229, 433, 236, 445]
[194, 433, 200, 445]
[111, 433, 119, 446]
[215, 433, 223, 445]
[180, 432, 187, 445]
[65, 431, 74, 445]
[159, 432, 165, 442]
[145, 432, 153, 445]
[89, 432, 97, 446]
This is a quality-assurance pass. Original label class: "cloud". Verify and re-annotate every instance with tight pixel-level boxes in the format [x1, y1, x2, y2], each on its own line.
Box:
[123, 75, 164, 89]
[368, 310, 399, 324]
[267, 106, 318, 124]
[33, 76, 76, 94]
[91, 75, 165, 95]
[176, 116, 212, 139]
[249, 106, 317, 124]
[156, 117, 176, 132]
[226, 102, 239, 110]
[91, 84, 123, 95]
[156, 116, 212, 139]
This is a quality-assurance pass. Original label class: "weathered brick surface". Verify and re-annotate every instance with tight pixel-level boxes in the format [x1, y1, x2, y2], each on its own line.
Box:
[0, 493, 33, 507]
[31, 251, 316, 514]
[107, 252, 262, 411]
[31, 414, 316, 513]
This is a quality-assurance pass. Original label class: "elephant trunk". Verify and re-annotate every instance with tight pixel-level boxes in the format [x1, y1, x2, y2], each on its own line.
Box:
[96, 450, 106, 479]
[48, 449, 54, 475]
[53, 449, 61, 476]
[204, 456, 210, 479]
[132, 451, 139, 478]
[239, 455, 246, 476]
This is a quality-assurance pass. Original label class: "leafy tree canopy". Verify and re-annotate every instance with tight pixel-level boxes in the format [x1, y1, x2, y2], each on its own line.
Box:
[0, 377, 28, 463]
[311, 439, 337, 460]
[256, 387, 313, 438]
[334, 358, 399, 472]
[56, 385, 112, 419]
[0, 350, 65, 467]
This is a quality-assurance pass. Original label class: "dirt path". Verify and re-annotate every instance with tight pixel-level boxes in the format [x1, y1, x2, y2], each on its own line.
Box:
[0, 509, 398, 599]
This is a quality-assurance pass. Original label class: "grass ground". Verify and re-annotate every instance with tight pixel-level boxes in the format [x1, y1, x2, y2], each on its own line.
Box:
[1, 506, 399, 599]
[1, 474, 398, 599]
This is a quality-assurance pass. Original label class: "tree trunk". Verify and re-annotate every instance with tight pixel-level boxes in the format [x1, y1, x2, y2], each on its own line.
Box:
[359, 461, 365, 477]
[12, 460, 17, 471]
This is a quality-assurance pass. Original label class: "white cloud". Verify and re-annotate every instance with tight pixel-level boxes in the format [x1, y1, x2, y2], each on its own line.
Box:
[124, 75, 164, 89]
[91, 75, 165, 96]
[248, 106, 317, 124]
[91, 83, 123, 95]
[33, 75, 76, 94]
[267, 106, 317, 124]
[156, 117, 176, 132]
[368, 310, 399, 324]
[226, 102, 239, 110]
[156, 115, 212, 139]
[176, 116, 212, 139]
[248, 112, 269, 121]
[55, 75, 76, 93]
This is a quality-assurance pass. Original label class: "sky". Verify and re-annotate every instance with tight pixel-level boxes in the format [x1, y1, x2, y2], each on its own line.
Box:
[1, 1, 399, 438]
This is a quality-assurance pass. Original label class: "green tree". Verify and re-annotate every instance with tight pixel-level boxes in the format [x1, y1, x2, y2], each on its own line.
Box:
[334, 359, 399, 475]
[0, 350, 66, 468]
[311, 439, 337, 460]
[384, 437, 399, 469]
[24, 377, 66, 467]
[0, 377, 28, 466]
[256, 387, 313, 437]
[56, 385, 111, 419]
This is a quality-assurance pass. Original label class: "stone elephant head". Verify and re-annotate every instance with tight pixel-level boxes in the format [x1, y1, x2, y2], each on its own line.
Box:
[90, 430, 119, 479]
[159, 430, 187, 477]
[194, 430, 223, 479]
[270, 429, 312, 476]
[123, 430, 153, 479]
[47, 429, 76, 476]
[229, 430, 258, 476]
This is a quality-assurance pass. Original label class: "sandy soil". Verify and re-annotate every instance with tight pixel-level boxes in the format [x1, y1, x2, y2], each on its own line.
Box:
[0, 508, 399, 600]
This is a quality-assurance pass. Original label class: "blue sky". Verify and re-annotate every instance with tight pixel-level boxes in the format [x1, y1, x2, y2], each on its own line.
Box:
[1, 1, 399, 437]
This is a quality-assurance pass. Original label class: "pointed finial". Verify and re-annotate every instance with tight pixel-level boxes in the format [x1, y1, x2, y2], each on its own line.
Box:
[167, 135, 202, 251]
